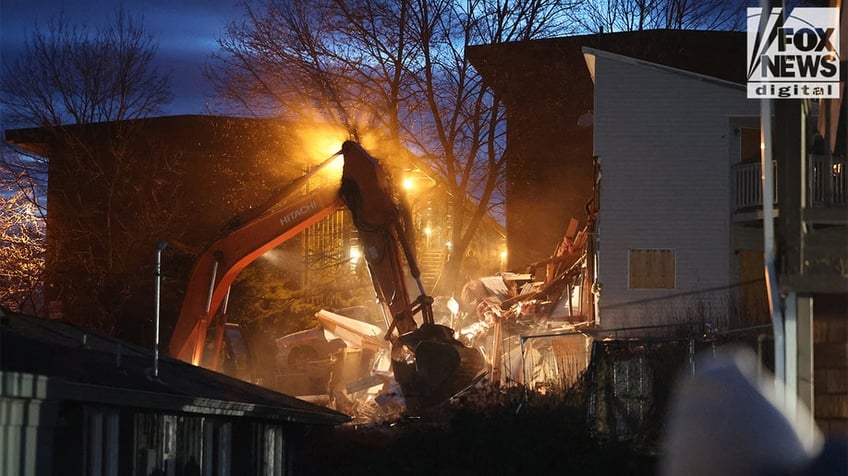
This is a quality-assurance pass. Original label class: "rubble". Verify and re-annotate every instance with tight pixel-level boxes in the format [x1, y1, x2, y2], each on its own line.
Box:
[271, 216, 597, 423]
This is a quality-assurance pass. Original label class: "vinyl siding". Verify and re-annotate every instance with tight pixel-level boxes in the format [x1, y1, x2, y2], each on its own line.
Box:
[591, 53, 760, 329]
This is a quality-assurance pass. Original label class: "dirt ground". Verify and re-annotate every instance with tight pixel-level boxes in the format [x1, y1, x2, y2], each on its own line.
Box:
[298, 387, 657, 475]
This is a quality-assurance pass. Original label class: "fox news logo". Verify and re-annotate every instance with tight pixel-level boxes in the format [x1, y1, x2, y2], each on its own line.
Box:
[747, 7, 840, 99]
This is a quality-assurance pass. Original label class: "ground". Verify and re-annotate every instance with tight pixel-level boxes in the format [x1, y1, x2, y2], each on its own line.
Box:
[299, 387, 657, 475]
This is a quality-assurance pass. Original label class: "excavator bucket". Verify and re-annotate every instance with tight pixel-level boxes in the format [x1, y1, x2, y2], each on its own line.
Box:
[337, 141, 486, 409]
[391, 324, 487, 410]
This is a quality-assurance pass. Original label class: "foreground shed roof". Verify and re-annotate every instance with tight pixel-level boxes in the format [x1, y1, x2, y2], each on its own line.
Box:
[1, 309, 350, 426]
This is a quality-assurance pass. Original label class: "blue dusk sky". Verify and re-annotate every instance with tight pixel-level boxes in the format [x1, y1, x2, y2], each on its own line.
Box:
[1, 0, 244, 117]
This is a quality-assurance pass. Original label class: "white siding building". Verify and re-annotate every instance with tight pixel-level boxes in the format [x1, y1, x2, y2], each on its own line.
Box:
[584, 48, 761, 331]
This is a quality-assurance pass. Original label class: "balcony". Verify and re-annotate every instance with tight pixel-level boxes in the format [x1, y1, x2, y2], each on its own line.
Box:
[809, 155, 847, 207]
[733, 161, 778, 212]
[732, 156, 846, 221]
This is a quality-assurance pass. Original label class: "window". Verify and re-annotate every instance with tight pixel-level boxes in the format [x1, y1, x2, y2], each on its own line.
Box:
[629, 249, 675, 289]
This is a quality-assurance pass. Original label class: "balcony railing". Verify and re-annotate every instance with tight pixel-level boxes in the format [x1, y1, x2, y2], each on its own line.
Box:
[733, 161, 777, 211]
[732, 156, 847, 213]
[809, 155, 847, 207]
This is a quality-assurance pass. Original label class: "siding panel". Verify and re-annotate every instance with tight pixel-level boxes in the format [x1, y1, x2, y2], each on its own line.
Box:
[592, 54, 760, 329]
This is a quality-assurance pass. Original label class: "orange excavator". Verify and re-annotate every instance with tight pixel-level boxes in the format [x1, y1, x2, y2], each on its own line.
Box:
[168, 141, 486, 409]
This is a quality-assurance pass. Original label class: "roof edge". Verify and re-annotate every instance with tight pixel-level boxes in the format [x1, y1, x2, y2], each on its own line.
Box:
[581, 46, 746, 91]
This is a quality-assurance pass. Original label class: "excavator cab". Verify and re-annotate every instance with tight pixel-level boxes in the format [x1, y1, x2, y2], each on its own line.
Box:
[169, 141, 486, 411]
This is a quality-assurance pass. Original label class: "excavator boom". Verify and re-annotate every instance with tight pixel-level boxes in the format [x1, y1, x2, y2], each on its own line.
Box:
[169, 141, 485, 410]
[169, 187, 343, 364]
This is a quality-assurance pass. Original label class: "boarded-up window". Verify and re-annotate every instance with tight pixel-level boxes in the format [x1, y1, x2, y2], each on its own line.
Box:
[629, 249, 675, 289]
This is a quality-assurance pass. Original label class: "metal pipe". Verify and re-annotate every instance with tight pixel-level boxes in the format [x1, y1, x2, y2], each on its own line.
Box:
[204, 255, 220, 315]
[154, 240, 168, 378]
[209, 286, 232, 372]
[222, 285, 232, 315]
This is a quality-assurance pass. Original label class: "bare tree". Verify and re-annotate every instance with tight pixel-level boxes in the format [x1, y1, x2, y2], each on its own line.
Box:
[568, 0, 744, 33]
[0, 145, 46, 313]
[209, 0, 577, 293]
[1, 9, 175, 340]
[1, 7, 171, 127]
[43, 122, 191, 336]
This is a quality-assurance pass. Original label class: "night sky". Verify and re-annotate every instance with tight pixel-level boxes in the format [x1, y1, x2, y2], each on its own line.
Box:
[1, 0, 243, 117]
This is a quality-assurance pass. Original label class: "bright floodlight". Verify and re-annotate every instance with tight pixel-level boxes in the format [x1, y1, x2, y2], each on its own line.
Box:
[349, 246, 361, 263]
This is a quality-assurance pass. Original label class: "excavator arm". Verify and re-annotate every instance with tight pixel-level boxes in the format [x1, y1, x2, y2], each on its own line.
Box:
[168, 141, 485, 409]
[169, 183, 343, 365]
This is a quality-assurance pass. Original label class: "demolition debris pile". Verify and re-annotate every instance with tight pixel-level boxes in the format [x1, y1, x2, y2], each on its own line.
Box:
[271, 217, 596, 423]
